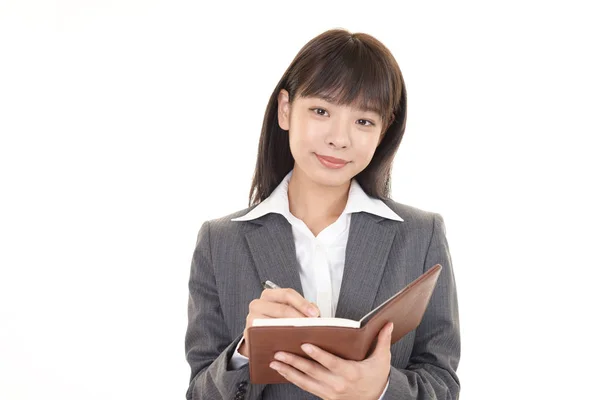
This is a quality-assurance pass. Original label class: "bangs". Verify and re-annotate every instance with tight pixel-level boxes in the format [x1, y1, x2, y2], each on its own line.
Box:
[293, 36, 402, 125]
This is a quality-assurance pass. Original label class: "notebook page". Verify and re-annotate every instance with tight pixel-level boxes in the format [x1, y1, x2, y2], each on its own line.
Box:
[252, 317, 360, 328]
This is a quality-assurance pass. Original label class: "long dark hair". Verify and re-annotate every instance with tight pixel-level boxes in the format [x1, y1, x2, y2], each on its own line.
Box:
[248, 28, 407, 207]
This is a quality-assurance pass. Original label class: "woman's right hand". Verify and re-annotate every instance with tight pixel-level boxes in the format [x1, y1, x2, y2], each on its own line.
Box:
[238, 287, 320, 358]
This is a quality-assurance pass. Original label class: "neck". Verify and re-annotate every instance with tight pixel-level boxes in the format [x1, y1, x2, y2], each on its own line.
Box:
[287, 166, 351, 224]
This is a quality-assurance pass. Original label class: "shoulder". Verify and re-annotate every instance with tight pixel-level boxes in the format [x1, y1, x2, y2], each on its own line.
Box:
[381, 198, 441, 222]
[209, 204, 259, 224]
[380, 198, 446, 234]
[196, 204, 262, 240]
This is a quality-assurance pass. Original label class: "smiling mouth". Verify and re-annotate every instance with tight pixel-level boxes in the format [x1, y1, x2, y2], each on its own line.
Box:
[316, 154, 348, 164]
[315, 153, 349, 169]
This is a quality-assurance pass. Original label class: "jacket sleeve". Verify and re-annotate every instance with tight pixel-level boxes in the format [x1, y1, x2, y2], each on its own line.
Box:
[184, 221, 266, 400]
[384, 213, 461, 399]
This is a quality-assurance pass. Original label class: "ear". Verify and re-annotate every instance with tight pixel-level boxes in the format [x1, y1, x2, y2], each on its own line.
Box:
[277, 89, 291, 131]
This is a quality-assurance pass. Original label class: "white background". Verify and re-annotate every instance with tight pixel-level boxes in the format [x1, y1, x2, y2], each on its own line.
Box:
[1, 1, 598, 399]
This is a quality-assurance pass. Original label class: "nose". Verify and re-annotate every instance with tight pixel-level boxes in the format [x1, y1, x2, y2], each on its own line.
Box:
[325, 118, 350, 149]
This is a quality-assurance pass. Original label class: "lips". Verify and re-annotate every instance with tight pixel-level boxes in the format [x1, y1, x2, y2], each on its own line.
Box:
[315, 154, 348, 165]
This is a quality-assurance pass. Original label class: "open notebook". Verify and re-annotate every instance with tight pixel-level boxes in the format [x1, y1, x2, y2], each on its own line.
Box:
[247, 263, 443, 384]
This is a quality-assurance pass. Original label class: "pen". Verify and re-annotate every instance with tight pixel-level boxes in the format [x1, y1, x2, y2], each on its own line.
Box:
[262, 280, 281, 290]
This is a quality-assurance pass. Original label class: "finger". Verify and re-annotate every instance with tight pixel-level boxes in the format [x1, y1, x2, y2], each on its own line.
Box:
[273, 350, 332, 382]
[370, 322, 393, 360]
[261, 288, 320, 317]
[249, 298, 307, 319]
[299, 343, 353, 377]
[261, 288, 319, 316]
[269, 358, 329, 398]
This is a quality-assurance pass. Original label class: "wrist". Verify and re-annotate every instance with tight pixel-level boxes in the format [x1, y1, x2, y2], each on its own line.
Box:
[238, 339, 249, 358]
[373, 370, 390, 399]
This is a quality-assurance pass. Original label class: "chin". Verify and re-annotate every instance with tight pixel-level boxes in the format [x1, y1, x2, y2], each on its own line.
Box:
[314, 174, 349, 187]
[308, 161, 355, 187]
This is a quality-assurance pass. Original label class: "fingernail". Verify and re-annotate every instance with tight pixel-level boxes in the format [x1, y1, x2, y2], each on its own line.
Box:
[301, 344, 313, 354]
[388, 323, 394, 335]
[308, 307, 318, 317]
[270, 362, 280, 370]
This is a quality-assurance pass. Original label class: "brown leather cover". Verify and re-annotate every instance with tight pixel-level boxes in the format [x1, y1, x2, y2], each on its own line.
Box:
[247, 264, 443, 384]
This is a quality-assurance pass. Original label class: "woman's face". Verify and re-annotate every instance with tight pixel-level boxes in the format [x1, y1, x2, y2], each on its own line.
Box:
[277, 89, 384, 188]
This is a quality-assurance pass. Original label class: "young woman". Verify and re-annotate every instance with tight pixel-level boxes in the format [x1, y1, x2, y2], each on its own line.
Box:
[185, 28, 460, 400]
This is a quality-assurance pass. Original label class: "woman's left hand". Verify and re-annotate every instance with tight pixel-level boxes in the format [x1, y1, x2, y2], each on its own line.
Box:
[269, 322, 394, 400]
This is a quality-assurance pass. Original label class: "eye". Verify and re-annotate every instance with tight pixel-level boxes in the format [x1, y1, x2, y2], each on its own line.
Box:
[310, 108, 329, 117]
[357, 119, 375, 127]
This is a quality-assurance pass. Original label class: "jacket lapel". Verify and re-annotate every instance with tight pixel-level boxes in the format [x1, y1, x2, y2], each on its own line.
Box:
[335, 212, 397, 320]
[244, 213, 305, 297]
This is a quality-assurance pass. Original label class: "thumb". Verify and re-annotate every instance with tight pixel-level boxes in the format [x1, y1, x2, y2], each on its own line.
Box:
[371, 322, 393, 358]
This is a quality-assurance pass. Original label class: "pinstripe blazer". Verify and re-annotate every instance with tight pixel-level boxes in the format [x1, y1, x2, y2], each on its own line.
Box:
[184, 199, 460, 399]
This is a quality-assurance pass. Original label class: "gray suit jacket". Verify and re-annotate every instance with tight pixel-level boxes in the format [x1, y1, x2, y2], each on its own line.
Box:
[185, 199, 460, 399]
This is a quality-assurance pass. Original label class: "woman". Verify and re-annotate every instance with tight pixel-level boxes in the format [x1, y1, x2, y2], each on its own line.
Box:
[185, 28, 460, 399]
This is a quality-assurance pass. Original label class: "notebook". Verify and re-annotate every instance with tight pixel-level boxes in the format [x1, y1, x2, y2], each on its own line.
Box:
[246, 263, 443, 384]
